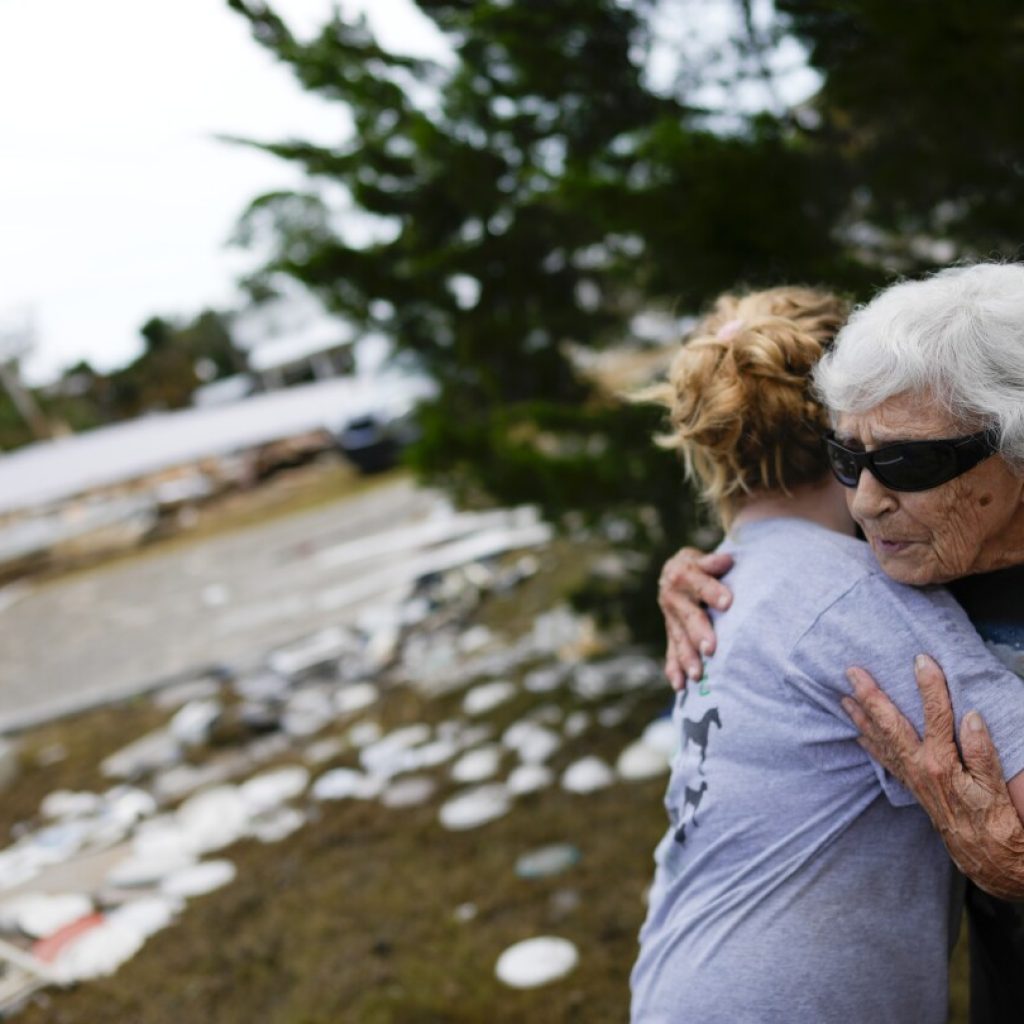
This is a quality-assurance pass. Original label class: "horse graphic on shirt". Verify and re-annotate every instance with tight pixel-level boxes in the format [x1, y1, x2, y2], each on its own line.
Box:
[673, 780, 709, 845]
[683, 707, 721, 773]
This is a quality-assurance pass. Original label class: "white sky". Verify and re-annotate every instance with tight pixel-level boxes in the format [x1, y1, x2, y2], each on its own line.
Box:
[0, 0, 447, 384]
[0, 0, 815, 386]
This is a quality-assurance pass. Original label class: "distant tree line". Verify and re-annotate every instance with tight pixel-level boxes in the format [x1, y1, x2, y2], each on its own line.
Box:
[0, 310, 245, 451]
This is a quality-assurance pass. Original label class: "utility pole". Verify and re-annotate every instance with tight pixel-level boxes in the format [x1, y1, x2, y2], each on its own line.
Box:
[0, 312, 51, 443]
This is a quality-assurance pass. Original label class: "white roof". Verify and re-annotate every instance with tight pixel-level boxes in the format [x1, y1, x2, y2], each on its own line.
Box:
[0, 371, 435, 515]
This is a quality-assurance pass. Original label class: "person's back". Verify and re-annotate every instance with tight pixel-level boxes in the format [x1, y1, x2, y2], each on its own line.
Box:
[629, 287, 1024, 1022]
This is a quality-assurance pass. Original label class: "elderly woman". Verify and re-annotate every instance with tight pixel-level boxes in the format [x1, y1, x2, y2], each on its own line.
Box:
[658, 262, 1024, 1023]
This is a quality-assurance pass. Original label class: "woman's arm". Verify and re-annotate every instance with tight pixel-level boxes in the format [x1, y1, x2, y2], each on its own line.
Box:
[658, 547, 734, 689]
[843, 655, 1024, 900]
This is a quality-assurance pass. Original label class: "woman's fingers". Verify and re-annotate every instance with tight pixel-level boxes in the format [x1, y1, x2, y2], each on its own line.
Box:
[844, 666, 924, 777]
[913, 655, 957, 748]
[959, 711, 1006, 797]
[659, 588, 703, 682]
[664, 637, 686, 692]
[660, 549, 734, 615]
[657, 546, 734, 688]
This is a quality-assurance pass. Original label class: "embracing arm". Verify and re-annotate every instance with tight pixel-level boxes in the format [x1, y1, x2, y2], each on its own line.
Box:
[843, 655, 1024, 900]
[658, 547, 734, 690]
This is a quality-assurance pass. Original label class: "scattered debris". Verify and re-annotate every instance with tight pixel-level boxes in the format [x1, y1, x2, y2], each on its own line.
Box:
[506, 764, 554, 796]
[462, 681, 516, 716]
[312, 769, 382, 802]
[560, 757, 615, 795]
[515, 844, 580, 880]
[450, 745, 503, 784]
[494, 936, 579, 988]
[0, 501, 676, 1016]
[381, 777, 436, 809]
[160, 860, 236, 899]
[439, 785, 511, 831]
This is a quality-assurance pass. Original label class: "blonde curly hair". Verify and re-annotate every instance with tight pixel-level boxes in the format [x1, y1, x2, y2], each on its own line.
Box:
[637, 286, 849, 527]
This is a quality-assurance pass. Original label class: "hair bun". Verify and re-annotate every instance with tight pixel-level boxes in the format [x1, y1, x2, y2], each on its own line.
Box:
[643, 286, 848, 525]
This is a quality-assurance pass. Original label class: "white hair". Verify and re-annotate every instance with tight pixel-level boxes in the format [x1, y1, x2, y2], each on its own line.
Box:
[814, 262, 1024, 470]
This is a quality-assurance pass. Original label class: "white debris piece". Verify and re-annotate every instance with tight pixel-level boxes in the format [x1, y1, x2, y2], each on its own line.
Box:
[334, 682, 379, 715]
[407, 738, 458, 769]
[381, 776, 436, 808]
[495, 936, 579, 988]
[453, 901, 478, 923]
[0, 893, 93, 939]
[268, 626, 354, 678]
[50, 918, 145, 983]
[105, 896, 181, 939]
[311, 768, 382, 802]
[597, 701, 632, 728]
[40, 791, 102, 820]
[438, 784, 511, 830]
[175, 787, 250, 854]
[282, 687, 335, 738]
[101, 730, 180, 780]
[239, 767, 309, 814]
[266, 622, 354, 679]
[169, 699, 221, 746]
[573, 654, 661, 699]
[152, 761, 239, 803]
[450, 745, 503, 784]
[233, 671, 290, 703]
[529, 605, 591, 657]
[303, 737, 346, 765]
[160, 859, 236, 898]
[502, 722, 561, 764]
[347, 721, 383, 748]
[523, 665, 569, 694]
[104, 787, 158, 829]
[616, 741, 671, 781]
[250, 807, 306, 844]
[0, 848, 41, 891]
[641, 717, 678, 758]
[563, 711, 590, 738]
[462, 680, 516, 716]
[360, 724, 431, 778]
[106, 843, 197, 889]
[506, 764, 554, 796]
[561, 757, 614, 794]
[458, 625, 494, 654]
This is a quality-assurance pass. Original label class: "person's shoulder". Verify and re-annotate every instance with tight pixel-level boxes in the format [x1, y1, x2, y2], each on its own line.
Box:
[717, 519, 880, 647]
[724, 518, 877, 594]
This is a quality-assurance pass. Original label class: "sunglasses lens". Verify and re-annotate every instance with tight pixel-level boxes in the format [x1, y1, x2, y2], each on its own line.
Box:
[871, 442, 957, 491]
[825, 441, 860, 486]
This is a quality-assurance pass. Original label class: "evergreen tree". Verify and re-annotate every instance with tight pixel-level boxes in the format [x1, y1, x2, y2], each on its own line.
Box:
[224, 0, 1024, 641]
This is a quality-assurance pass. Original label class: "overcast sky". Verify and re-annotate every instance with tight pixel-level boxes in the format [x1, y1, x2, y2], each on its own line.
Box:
[0, 0, 447, 384]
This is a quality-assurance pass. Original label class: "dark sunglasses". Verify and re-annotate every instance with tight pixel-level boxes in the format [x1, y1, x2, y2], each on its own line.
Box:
[823, 429, 999, 493]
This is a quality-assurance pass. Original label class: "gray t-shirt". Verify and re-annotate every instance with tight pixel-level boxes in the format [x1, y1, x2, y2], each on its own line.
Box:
[630, 517, 1024, 1024]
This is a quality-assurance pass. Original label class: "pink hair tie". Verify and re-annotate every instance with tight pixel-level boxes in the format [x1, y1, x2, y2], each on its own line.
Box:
[716, 318, 745, 341]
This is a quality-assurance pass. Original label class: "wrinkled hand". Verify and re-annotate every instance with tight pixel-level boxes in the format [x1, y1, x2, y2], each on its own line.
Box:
[658, 547, 734, 691]
[842, 654, 1024, 901]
